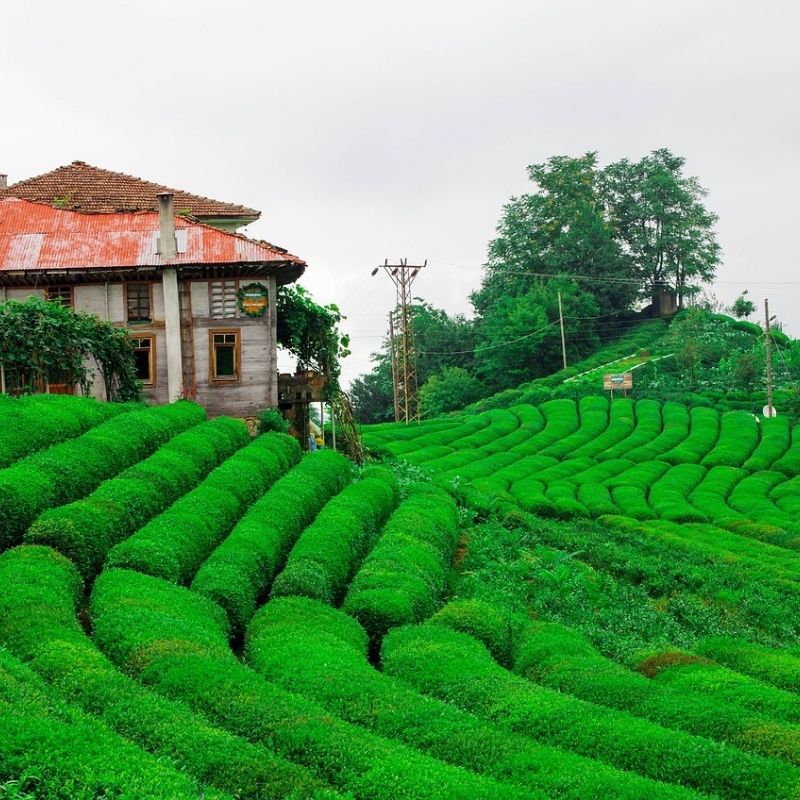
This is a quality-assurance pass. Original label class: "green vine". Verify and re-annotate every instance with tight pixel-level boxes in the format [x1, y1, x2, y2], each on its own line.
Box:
[276, 284, 350, 395]
[0, 297, 140, 401]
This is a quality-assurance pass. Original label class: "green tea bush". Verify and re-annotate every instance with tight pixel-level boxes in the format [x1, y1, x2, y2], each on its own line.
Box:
[0, 546, 346, 800]
[661, 406, 720, 465]
[0, 394, 125, 468]
[342, 483, 458, 640]
[624, 402, 689, 462]
[271, 467, 399, 605]
[0, 401, 204, 550]
[696, 637, 800, 694]
[105, 433, 300, 583]
[245, 596, 704, 800]
[514, 620, 800, 765]
[539, 396, 609, 459]
[598, 399, 663, 460]
[702, 410, 759, 468]
[90, 569, 540, 800]
[569, 397, 635, 458]
[25, 417, 246, 579]
[191, 449, 352, 635]
[382, 623, 800, 800]
[772, 425, 800, 476]
[648, 464, 709, 523]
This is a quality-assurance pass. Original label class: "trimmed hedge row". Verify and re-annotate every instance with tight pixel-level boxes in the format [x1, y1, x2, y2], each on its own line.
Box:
[90, 569, 541, 800]
[624, 402, 689, 462]
[245, 596, 705, 800]
[0, 545, 344, 800]
[271, 466, 399, 605]
[644, 654, 800, 726]
[342, 483, 458, 641]
[514, 620, 800, 765]
[25, 416, 247, 580]
[191, 449, 352, 635]
[0, 400, 205, 550]
[744, 415, 791, 472]
[696, 637, 800, 694]
[0, 394, 126, 468]
[105, 432, 300, 583]
[597, 399, 662, 461]
[539, 396, 609, 459]
[382, 623, 800, 800]
[569, 397, 635, 459]
[0, 648, 228, 800]
[701, 410, 759, 468]
[660, 406, 720, 465]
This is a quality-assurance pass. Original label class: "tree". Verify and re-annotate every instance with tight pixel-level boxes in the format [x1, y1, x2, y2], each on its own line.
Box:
[276, 285, 350, 395]
[601, 149, 720, 310]
[419, 367, 484, 417]
[350, 360, 394, 424]
[474, 153, 637, 317]
[473, 278, 599, 392]
[731, 291, 756, 320]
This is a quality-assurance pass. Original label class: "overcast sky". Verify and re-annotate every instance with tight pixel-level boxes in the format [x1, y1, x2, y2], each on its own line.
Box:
[3, 0, 799, 386]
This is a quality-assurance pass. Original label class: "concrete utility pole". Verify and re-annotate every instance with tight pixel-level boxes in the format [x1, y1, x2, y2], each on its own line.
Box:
[373, 259, 426, 423]
[765, 298, 774, 417]
[557, 290, 567, 370]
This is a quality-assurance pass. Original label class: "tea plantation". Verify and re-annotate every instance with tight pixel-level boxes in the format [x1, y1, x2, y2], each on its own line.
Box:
[3, 390, 800, 799]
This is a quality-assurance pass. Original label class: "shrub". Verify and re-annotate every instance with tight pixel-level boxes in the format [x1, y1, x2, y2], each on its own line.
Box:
[257, 407, 290, 435]
[342, 484, 458, 641]
[25, 417, 245, 580]
[191, 449, 352, 635]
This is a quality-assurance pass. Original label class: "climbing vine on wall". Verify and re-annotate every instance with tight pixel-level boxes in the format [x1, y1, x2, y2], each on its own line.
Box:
[0, 297, 141, 401]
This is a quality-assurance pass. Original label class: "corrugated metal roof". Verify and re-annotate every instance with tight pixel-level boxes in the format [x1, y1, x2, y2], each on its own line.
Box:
[0, 199, 305, 279]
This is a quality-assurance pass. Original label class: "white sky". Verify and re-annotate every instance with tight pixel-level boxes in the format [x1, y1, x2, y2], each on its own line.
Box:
[3, 0, 799, 386]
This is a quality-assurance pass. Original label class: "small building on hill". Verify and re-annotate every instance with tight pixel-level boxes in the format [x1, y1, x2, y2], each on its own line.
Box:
[0, 163, 305, 416]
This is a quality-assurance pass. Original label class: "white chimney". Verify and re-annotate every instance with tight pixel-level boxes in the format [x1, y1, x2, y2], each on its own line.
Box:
[157, 192, 178, 261]
[0, 175, 7, 190]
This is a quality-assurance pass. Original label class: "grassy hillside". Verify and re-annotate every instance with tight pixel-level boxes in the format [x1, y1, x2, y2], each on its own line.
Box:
[3, 392, 800, 799]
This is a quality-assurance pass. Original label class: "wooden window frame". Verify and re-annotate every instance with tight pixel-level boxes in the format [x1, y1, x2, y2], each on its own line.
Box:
[125, 282, 154, 324]
[208, 279, 240, 320]
[131, 335, 156, 387]
[209, 328, 241, 385]
[45, 285, 74, 309]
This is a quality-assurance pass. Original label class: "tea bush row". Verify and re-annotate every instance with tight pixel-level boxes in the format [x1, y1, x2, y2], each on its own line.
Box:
[0, 648, 224, 799]
[0, 545, 344, 800]
[342, 483, 458, 641]
[270, 466, 399, 605]
[105, 432, 300, 584]
[382, 623, 800, 800]
[245, 596, 703, 800]
[0, 400, 205, 550]
[0, 394, 126, 468]
[25, 416, 247, 580]
[90, 569, 540, 800]
[191, 449, 352, 635]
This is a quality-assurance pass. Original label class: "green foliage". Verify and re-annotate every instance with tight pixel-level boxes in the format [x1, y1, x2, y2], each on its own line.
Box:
[0, 296, 140, 401]
[271, 467, 400, 605]
[732, 291, 757, 320]
[257, 407, 290, 434]
[90, 569, 539, 800]
[383, 623, 800, 800]
[0, 401, 205, 550]
[191, 449, 352, 635]
[276, 284, 350, 393]
[419, 366, 484, 417]
[342, 483, 458, 641]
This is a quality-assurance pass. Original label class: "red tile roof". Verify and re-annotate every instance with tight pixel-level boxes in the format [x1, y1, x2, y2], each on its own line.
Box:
[1, 161, 260, 219]
[0, 198, 304, 283]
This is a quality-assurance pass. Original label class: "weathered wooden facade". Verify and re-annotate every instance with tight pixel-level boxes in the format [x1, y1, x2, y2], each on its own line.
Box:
[0, 164, 305, 416]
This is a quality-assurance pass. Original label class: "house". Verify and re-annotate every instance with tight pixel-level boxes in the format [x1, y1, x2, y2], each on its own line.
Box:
[0, 163, 305, 416]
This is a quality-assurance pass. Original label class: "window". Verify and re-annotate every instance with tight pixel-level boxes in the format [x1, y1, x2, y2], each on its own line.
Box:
[126, 283, 152, 323]
[210, 280, 238, 319]
[131, 336, 155, 385]
[210, 329, 240, 383]
[45, 286, 72, 308]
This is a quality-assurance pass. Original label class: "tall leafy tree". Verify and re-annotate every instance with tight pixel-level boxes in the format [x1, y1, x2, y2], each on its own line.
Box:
[601, 148, 720, 310]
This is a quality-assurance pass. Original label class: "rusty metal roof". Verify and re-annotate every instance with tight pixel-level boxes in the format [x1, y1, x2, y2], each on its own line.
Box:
[1, 161, 260, 219]
[0, 198, 305, 283]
